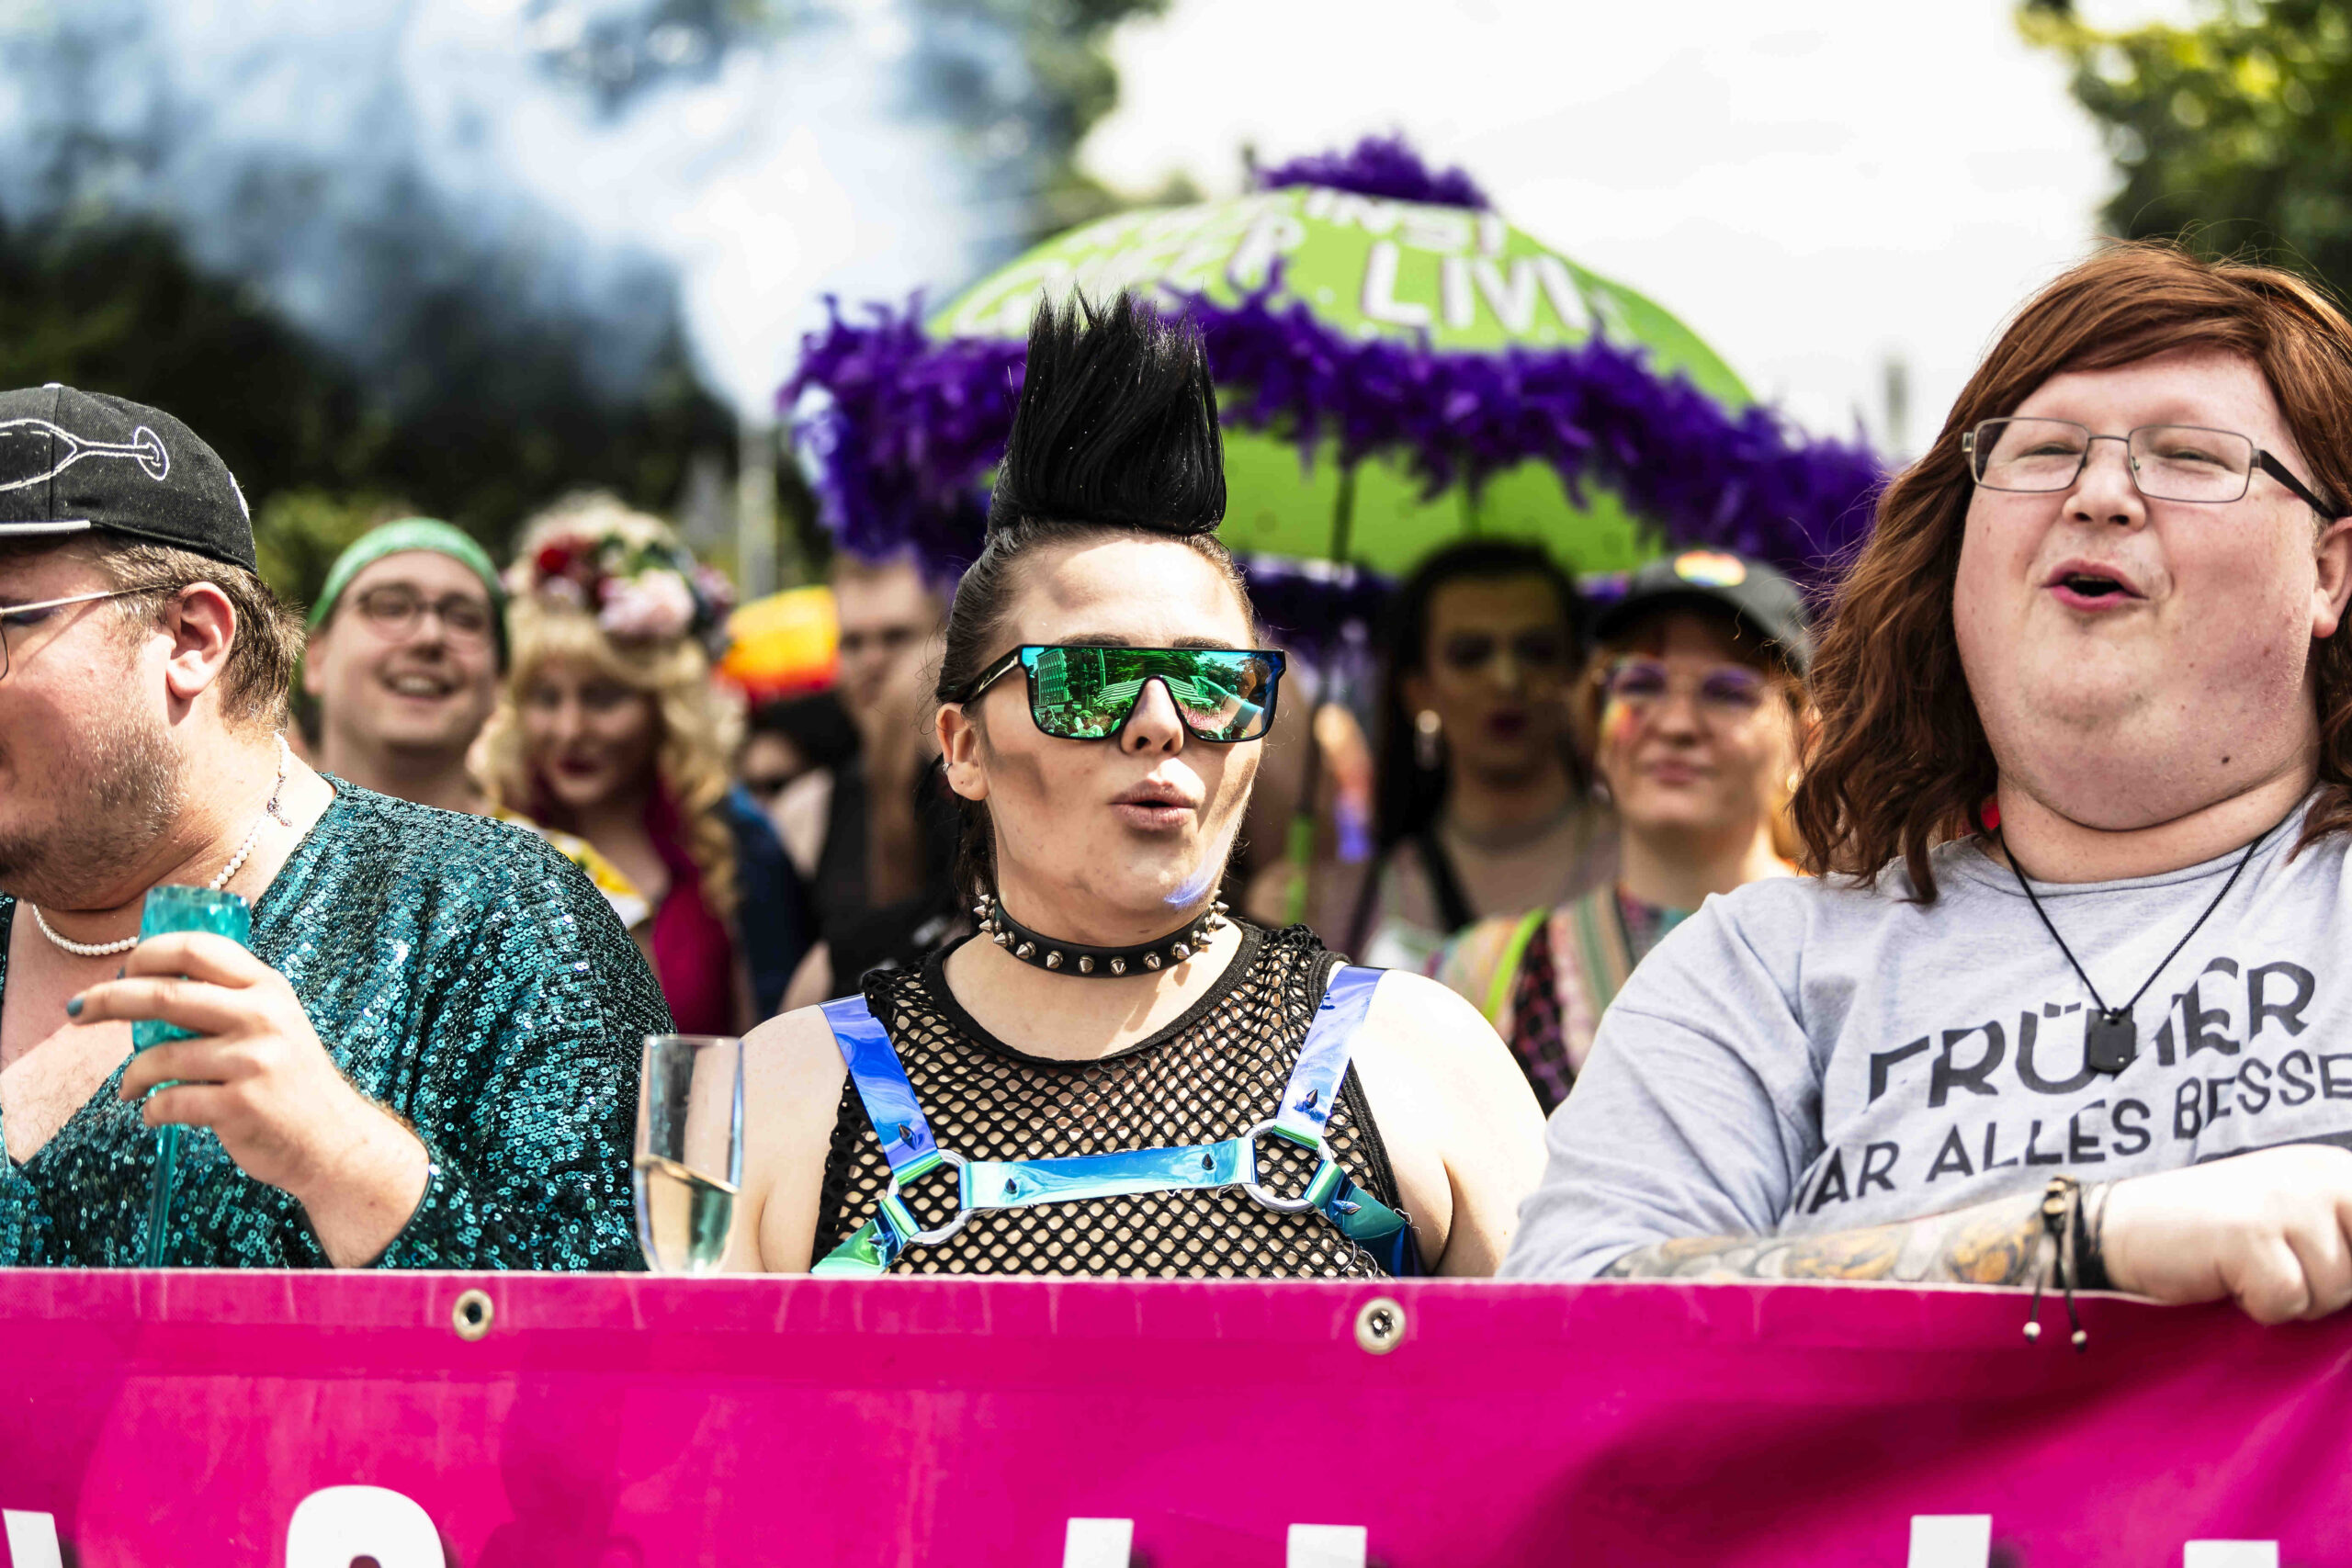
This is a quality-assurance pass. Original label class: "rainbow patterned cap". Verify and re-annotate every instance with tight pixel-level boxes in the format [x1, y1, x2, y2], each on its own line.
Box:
[1593, 547, 1812, 672]
[1668, 549, 1747, 588]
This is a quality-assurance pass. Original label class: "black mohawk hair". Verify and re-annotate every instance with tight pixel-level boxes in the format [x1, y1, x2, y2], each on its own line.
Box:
[984, 292, 1227, 537]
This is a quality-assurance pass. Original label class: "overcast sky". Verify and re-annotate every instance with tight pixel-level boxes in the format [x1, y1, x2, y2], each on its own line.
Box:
[1082, 0, 2187, 457]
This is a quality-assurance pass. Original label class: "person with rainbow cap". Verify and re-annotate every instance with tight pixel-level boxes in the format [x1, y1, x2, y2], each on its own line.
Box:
[1432, 547, 1812, 1115]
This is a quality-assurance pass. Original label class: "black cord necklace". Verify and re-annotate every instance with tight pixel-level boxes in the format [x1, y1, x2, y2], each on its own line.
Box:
[972, 890, 1228, 977]
[2000, 816, 2278, 1075]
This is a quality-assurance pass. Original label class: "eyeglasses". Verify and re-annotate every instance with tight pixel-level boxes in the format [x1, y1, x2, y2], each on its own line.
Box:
[1438, 628, 1572, 677]
[957, 645, 1286, 743]
[1596, 657, 1772, 716]
[351, 584, 496, 644]
[0, 588, 154, 680]
[1962, 417, 2343, 515]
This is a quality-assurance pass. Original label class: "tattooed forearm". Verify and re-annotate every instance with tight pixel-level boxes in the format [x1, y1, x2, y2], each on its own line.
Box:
[1598, 1193, 2043, 1284]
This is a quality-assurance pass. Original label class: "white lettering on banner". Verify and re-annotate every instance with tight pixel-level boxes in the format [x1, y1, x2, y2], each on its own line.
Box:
[1534, 256, 1592, 336]
[2184, 1545, 2279, 1568]
[1475, 258, 1544, 335]
[1057, 1518, 1365, 1565]
[1397, 208, 1474, 256]
[1442, 256, 1474, 332]
[1062, 1518, 1134, 1568]
[1359, 243, 1431, 329]
[1437, 255, 1593, 339]
[1299, 187, 1476, 255]
[1226, 211, 1306, 295]
[1, 1511, 60, 1568]
[284, 1486, 440, 1568]
[1907, 1515, 1990, 1567]
[1304, 189, 1401, 239]
[0, 1495, 2295, 1563]
[1901, 1517, 2280, 1568]
[1286, 1524, 1368, 1568]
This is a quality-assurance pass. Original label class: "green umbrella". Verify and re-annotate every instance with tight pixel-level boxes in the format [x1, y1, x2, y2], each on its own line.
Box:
[928, 182, 1752, 577]
[788, 141, 1880, 922]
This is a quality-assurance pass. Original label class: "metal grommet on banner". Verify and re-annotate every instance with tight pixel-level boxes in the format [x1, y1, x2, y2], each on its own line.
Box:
[1353, 1295, 1407, 1356]
[452, 1289, 494, 1342]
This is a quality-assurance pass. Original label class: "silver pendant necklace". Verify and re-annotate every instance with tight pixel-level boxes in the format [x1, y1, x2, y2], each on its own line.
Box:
[29, 735, 293, 960]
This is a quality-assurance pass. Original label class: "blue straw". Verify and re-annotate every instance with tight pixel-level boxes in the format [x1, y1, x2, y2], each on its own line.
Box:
[142, 1124, 180, 1267]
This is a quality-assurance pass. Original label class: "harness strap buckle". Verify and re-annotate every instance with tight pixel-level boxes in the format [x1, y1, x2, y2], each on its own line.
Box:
[1238, 1118, 1330, 1214]
[883, 1149, 974, 1246]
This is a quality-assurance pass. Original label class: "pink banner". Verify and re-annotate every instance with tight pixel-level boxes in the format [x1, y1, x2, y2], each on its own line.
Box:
[0, 1269, 2346, 1565]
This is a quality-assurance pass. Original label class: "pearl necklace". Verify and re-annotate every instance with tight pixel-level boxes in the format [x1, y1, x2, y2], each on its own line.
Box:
[30, 735, 293, 959]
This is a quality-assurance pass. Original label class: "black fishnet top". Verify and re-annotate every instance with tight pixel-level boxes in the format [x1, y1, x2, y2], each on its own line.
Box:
[813, 922, 1409, 1278]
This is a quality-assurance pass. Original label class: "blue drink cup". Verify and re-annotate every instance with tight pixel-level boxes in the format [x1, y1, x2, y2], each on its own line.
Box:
[133, 885, 251, 1266]
[133, 886, 252, 1050]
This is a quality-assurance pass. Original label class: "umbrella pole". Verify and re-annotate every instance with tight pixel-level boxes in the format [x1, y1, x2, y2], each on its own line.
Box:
[1282, 464, 1357, 928]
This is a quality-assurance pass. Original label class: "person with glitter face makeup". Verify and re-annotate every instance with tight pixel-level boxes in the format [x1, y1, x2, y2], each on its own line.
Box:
[1434, 549, 1810, 1113]
[729, 296, 1544, 1279]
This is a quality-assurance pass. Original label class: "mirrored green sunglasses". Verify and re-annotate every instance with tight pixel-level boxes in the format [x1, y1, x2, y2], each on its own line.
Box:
[957, 644, 1286, 743]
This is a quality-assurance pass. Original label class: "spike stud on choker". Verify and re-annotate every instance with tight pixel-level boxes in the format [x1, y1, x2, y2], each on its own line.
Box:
[973, 891, 1227, 979]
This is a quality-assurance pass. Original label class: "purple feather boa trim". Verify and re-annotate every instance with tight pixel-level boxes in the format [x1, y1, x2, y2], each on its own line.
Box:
[786, 288, 1883, 649]
[1254, 134, 1493, 211]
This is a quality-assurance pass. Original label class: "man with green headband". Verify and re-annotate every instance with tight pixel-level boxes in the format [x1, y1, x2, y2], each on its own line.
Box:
[303, 519, 504, 815]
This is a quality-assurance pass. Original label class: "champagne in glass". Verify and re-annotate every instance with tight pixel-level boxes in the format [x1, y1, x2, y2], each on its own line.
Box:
[633, 1033, 744, 1275]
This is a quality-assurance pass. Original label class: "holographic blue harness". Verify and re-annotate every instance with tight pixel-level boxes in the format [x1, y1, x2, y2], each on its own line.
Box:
[812, 964, 1424, 1278]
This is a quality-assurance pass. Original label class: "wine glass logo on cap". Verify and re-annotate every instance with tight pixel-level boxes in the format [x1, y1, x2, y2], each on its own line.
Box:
[0, 418, 171, 491]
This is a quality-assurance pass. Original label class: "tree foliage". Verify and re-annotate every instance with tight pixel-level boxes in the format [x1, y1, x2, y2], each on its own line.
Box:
[0, 2, 1172, 608]
[0, 217, 734, 608]
[2023, 0, 2352, 294]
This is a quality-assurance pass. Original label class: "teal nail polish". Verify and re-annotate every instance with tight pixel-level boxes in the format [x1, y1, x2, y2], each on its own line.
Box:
[64, 997, 83, 1018]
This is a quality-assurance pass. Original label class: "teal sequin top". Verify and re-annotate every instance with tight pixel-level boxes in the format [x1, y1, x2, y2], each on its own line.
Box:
[0, 782, 672, 1269]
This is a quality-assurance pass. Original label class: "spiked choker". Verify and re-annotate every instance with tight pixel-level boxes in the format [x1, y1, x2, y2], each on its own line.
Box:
[973, 891, 1228, 977]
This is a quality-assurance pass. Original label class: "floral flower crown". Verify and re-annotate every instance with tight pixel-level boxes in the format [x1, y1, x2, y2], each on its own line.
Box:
[506, 515, 737, 655]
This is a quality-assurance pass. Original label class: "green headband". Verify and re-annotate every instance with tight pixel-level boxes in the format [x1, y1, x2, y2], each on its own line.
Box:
[310, 518, 507, 660]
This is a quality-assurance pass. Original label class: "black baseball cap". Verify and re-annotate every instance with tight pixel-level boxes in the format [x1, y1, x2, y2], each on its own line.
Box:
[0, 385, 256, 572]
[1592, 548, 1814, 673]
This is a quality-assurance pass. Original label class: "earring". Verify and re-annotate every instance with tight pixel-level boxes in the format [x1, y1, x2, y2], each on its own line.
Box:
[1413, 709, 1443, 771]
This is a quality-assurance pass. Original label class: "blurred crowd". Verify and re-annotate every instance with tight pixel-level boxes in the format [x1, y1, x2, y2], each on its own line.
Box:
[295, 486, 1807, 1095]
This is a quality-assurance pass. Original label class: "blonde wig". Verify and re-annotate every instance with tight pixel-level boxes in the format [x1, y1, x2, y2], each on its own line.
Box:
[479, 494, 743, 919]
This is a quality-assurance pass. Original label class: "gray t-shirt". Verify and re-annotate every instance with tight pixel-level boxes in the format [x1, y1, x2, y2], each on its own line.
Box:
[1502, 802, 2352, 1280]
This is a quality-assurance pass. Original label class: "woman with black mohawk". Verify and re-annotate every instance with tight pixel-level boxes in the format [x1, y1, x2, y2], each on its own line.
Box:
[730, 295, 1544, 1278]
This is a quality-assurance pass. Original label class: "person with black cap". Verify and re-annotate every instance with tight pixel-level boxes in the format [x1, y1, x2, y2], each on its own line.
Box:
[1431, 548, 1813, 1113]
[0, 385, 667, 1269]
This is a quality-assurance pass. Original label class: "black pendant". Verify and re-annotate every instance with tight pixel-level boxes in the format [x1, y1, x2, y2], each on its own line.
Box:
[2085, 1008, 2137, 1075]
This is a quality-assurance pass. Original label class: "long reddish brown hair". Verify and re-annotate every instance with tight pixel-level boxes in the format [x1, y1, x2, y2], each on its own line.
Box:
[1794, 241, 2352, 899]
